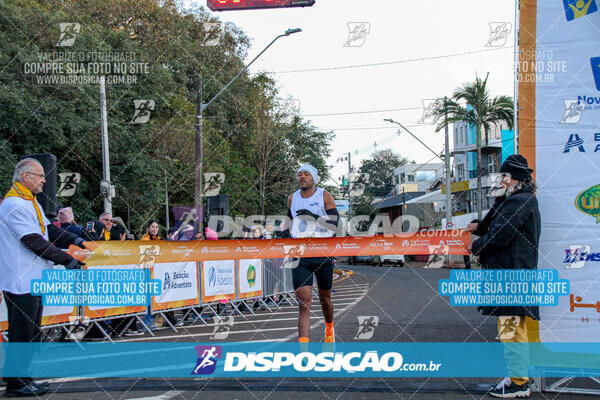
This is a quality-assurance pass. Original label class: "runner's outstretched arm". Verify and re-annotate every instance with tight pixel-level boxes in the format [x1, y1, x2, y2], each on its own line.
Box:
[295, 190, 340, 234]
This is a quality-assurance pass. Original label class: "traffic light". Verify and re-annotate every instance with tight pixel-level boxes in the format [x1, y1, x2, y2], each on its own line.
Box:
[208, 0, 315, 12]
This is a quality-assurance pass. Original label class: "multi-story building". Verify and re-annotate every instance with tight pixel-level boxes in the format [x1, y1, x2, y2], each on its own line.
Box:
[392, 162, 444, 195]
[451, 116, 514, 215]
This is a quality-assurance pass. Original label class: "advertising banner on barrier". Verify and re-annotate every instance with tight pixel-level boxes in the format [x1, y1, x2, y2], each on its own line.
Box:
[238, 259, 263, 299]
[83, 264, 147, 320]
[151, 262, 200, 311]
[201, 260, 236, 303]
[519, 0, 600, 342]
[0, 296, 76, 331]
[69, 230, 469, 266]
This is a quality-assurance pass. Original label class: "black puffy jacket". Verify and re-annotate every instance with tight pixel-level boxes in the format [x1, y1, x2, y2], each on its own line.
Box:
[471, 185, 541, 319]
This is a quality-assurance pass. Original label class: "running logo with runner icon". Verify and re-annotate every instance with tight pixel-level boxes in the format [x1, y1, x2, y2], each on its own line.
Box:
[354, 316, 379, 339]
[210, 316, 234, 340]
[282, 244, 306, 269]
[191, 345, 222, 375]
[497, 316, 520, 340]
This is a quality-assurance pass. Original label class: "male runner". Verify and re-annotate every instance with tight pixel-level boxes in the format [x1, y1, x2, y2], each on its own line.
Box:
[286, 164, 340, 346]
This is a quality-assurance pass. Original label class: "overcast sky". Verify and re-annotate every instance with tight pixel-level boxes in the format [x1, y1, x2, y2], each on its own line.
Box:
[192, 0, 518, 187]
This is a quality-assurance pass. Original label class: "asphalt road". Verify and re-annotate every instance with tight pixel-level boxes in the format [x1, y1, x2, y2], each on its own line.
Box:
[18, 262, 597, 399]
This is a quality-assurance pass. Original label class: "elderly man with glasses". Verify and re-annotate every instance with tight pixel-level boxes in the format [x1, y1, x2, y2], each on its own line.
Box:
[0, 158, 86, 397]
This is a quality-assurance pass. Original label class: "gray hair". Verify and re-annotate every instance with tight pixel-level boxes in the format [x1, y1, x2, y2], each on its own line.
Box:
[12, 158, 43, 183]
[99, 212, 112, 220]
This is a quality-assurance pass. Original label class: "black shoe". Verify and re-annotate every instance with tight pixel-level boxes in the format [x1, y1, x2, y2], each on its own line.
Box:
[488, 377, 530, 398]
[31, 381, 48, 389]
[4, 383, 49, 397]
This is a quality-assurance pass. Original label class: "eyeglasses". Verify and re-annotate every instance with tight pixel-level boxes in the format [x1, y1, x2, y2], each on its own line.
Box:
[101, 218, 112, 222]
[26, 171, 45, 179]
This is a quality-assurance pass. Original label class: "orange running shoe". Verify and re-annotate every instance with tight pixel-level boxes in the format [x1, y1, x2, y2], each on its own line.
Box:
[324, 326, 335, 353]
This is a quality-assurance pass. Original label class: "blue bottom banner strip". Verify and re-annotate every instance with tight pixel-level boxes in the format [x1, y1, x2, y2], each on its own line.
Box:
[2, 342, 600, 378]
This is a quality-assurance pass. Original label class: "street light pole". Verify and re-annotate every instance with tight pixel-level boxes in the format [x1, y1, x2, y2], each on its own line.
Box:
[384, 118, 443, 161]
[194, 28, 302, 224]
[99, 76, 112, 215]
[384, 117, 452, 228]
[443, 97, 453, 229]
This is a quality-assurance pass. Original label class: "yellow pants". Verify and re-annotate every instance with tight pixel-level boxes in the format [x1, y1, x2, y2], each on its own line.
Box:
[497, 316, 530, 386]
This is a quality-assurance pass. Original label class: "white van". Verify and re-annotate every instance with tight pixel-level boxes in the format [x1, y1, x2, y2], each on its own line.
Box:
[372, 254, 405, 267]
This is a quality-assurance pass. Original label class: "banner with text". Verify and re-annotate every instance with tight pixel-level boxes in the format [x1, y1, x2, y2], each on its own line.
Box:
[238, 259, 263, 299]
[201, 260, 236, 303]
[519, 0, 600, 342]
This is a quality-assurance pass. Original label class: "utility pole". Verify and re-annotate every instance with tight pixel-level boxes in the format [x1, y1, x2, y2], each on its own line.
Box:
[384, 117, 453, 227]
[193, 29, 302, 232]
[99, 76, 113, 215]
[164, 167, 170, 232]
[443, 97, 453, 229]
[347, 152, 352, 214]
[194, 73, 203, 231]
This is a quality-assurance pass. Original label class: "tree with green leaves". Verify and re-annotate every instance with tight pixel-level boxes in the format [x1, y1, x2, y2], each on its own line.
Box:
[357, 149, 408, 198]
[347, 149, 408, 217]
[0, 0, 333, 236]
[432, 74, 513, 220]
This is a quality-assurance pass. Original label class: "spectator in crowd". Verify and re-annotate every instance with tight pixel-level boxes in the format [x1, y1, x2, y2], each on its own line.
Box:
[141, 219, 161, 330]
[264, 220, 275, 239]
[99, 212, 113, 240]
[109, 217, 143, 336]
[250, 225, 265, 239]
[111, 216, 128, 240]
[141, 220, 161, 240]
[141, 220, 179, 329]
[82, 219, 104, 241]
[57, 207, 84, 237]
[204, 226, 218, 240]
[194, 232, 204, 240]
[80, 219, 113, 340]
[466, 155, 541, 399]
[0, 158, 85, 397]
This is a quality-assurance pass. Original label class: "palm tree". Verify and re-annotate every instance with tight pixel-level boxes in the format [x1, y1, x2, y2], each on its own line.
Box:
[433, 74, 514, 220]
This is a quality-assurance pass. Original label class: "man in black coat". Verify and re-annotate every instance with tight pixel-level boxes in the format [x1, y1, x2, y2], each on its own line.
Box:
[466, 155, 541, 399]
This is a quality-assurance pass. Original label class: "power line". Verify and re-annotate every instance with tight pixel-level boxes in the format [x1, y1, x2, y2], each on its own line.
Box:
[302, 106, 422, 117]
[263, 46, 512, 74]
[323, 124, 422, 131]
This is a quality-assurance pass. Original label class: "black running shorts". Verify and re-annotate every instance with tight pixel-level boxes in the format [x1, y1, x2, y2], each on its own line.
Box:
[292, 257, 335, 291]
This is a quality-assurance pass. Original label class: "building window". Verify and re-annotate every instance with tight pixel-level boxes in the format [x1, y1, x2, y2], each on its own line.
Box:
[408, 174, 415, 182]
[457, 164, 465, 181]
[416, 170, 435, 182]
[488, 156, 497, 174]
[400, 173, 405, 183]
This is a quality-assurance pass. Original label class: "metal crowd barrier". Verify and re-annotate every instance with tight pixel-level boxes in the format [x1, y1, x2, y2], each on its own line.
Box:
[2, 258, 301, 343]
[262, 258, 298, 311]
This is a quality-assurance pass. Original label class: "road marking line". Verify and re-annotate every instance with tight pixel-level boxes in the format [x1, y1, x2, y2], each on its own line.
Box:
[126, 391, 185, 400]
[282, 282, 370, 341]
[145, 315, 323, 331]
[118, 326, 299, 342]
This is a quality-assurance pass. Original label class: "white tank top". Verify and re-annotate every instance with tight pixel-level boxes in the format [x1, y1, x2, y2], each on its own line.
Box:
[290, 187, 332, 238]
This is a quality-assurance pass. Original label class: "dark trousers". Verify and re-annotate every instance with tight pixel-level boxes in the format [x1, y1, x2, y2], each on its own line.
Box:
[3, 292, 43, 390]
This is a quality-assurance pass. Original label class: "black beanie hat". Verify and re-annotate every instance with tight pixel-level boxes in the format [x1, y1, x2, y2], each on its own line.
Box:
[500, 154, 533, 181]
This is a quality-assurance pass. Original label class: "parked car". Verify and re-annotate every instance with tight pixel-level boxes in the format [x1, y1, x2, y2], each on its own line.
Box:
[348, 255, 374, 265]
[372, 254, 405, 267]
